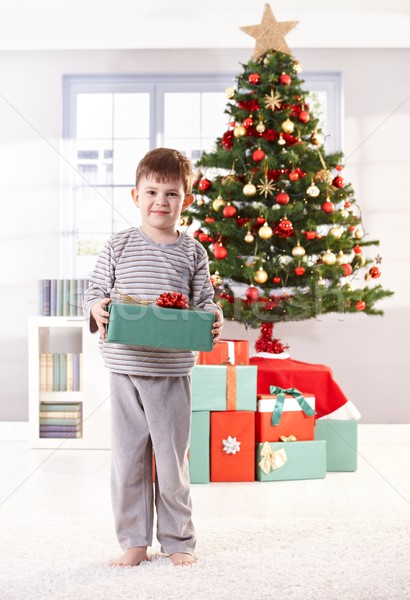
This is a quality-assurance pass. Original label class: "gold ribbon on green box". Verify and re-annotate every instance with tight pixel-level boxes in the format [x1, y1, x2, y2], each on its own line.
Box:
[258, 441, 287, 474]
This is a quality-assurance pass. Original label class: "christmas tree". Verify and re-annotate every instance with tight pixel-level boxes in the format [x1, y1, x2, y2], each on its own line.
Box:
[185, 4, 393, 352]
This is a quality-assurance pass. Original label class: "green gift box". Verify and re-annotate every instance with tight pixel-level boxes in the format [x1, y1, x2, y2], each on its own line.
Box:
[189, 411, 210, 484]
[191, 365, 257, 412]
[314, 420, 358, 472]
[256, 440, 327, 481]
[106, 301, 215, 351]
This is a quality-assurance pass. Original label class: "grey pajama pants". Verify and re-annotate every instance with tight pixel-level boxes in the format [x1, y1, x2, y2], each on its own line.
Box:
[109, 371, 196, 555]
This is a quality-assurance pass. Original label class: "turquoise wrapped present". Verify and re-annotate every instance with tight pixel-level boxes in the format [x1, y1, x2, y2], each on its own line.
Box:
[191, 365, 257, 411]
[106, 301, 215, 351]
[256, 440, 327, 481]
[314, 420, 358, 472]
[189, 411, 210, 484]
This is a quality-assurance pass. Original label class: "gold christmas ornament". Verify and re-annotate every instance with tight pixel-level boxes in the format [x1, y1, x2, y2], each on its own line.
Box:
[258, 222, 273, 239]
[306, 184, 320, 198]
[277, 135, 286, 146]
[329, 226, 343, 239]
[365, 273, 372, 282]
[243, 182, 257, 197]
[293, 61, 302, 73]
[317, 276, 325, 287]
[355, 229, 364, 240]
[257, 176, 276, 198]
[244, 232, 255, 243]
[322, 250, 337, 266]
[225, 87, 235, 99]
[254, 267, 268, 284]
[256, 120, 266, 133]
[291, 242, 306, 258]
[310, 131, 324, 146]
[234, 124, 247, 138]
[281, 118, 295, 134]
[212, 195, 226, 211]
[240, 4, 299, 58]
[336, 251, 347, 265]
[212, 271, 223, 287]
[315, 169, 333, 184]
[340, 209, 349, 218]
[355, 254, 366, 267]
[196, 195, 205, 206]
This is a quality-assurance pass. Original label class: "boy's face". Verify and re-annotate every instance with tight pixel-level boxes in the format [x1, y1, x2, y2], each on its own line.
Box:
[131, 175, 193, 233]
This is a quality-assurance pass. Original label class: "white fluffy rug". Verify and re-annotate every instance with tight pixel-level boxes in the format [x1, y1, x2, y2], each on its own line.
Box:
[1, 516, 409, 600]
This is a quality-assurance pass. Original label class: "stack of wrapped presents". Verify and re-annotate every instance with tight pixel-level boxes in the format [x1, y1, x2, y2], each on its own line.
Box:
[106, 300, 359, 484]
[190, 339, 359, 483]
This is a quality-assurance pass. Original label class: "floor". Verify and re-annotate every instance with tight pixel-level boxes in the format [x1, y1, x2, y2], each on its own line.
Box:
[1, 437, 409, 526]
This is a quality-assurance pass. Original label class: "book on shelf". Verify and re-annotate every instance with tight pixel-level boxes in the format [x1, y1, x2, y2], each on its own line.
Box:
[38, 278, 89, 317]
[39, 353, 82, 392]
[39, 427, 82, 439]
[40, 424, 82, 432]
[40, 402, 82, 411]
[39, 417, 81, 426]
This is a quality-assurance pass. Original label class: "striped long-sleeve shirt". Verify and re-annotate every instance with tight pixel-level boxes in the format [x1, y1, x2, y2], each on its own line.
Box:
[83, 226, 222, 376]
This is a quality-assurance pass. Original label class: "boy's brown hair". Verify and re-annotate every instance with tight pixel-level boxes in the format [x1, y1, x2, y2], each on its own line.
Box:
[135, 148, 194, 195]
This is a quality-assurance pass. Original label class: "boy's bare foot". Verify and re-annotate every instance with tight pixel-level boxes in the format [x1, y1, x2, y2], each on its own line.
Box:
[170, 552, 196, 566]
[109, 546, 149, 567]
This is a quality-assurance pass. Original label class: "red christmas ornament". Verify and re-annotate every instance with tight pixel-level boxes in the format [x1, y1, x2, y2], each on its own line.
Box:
[256, 215, 266, 224]
[298, 110, 310, 123]
[273, 276, 281, 284]
[353, 245, 362, 254]
[243, 116, 254, 127]
[252, 149, 266, 162]
[304, 230, 316, 240]
[222, 130, 234, 150]
[199, 178, 212, 191]
[213, 243, 228, 260]
[279, 73, 291, 85]
[235, 217, 250, 227]
[248, 73, 260, 84]
[356, 300, 366, 311]
[279, 219, 293, 232]
[295, 266, 305, 276]
[370, 266, 381, 278]
[321, 200, 335, 214]
[223, 204, 237, 218]
[276, 192, 290, 205]
[289, 170, 299, 181]
[208, 236, 215, 243]
[332, 176, 344, 188]
[156, 292, 189, 310]
[246, 285, 259, 301]
[345, 201, 351, 208]
[198, 233, 209, 242]
[336, 164, 344, 171]
[204, 217, 215, 223]
[341, 263, 353, 276]
[254, 322, 289, 354]
[193, 229, 201, 238]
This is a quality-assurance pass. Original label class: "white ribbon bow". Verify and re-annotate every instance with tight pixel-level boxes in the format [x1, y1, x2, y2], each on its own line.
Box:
[222, 435, 241, 455]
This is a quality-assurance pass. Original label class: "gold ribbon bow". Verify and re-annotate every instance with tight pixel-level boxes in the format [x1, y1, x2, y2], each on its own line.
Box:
[114, 288, 153, 305]
[279, 435, 297, 443]
[258, 441, 287, 475]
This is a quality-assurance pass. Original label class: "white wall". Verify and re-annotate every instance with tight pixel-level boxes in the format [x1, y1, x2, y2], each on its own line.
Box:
[0, 48, 409, 422]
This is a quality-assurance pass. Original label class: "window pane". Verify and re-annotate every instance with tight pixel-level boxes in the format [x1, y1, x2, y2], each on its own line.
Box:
[114, 93, 150, 138]
[113, 139, 150, 184]
[75, 139, 113, 186]
[307, 91, 327, 133]
[76, 186, 113, 235]
[201, 92, 229, 139]
[164, 93, 200, 138]
[76, 93, 113, 139]
[113, 187, 141, 233]
[76, 233, 110, 277]
[161, 138, 202, 164]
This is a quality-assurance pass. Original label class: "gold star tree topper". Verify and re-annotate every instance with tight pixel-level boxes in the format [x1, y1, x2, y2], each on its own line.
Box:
[240, 3, 298, 59]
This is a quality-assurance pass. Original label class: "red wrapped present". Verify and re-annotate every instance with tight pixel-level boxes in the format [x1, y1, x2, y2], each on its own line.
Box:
[250, 356, 348, 418]
[256, 388, 316, 442]
[198, 339, 249, 365]
[210, 411, 255, 482]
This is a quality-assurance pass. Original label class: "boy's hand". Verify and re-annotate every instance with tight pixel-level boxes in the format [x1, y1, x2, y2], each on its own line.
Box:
[211, 310, 224, 346]
[91, 298, 112, 340]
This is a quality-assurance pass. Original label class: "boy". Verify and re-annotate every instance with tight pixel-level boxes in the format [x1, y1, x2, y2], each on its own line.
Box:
[83, 148, 223, 567]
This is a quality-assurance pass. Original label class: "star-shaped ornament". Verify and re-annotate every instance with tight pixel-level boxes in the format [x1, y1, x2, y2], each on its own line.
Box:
[257, 176, 276, 198]
[375, 254, 383, 264]
[240, 3, 299, 59]
[264, 89, 282, 110]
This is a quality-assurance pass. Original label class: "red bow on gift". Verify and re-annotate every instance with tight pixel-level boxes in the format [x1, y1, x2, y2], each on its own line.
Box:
[156, 292, 189, 310]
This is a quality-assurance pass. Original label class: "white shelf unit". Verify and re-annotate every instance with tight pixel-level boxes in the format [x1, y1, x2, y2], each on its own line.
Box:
[28, 317, 111, 449]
